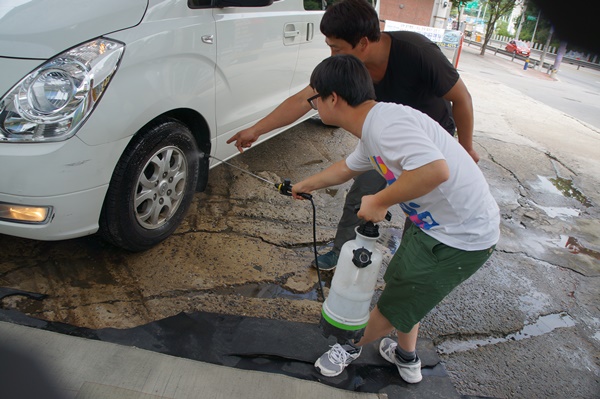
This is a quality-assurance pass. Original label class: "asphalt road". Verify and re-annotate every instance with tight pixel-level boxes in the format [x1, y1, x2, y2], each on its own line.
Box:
[462, 40, 600, 129]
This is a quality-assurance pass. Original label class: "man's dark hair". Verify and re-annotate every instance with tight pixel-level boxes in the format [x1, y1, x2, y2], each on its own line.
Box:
[320, 0, 381, 47]
[310, 54, 375, 107]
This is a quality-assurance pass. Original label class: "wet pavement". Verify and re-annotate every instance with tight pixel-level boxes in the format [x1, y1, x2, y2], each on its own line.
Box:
[1, 45, 599, 398]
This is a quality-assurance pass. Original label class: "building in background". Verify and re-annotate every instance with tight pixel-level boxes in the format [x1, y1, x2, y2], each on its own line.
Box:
[376, 0, 452, 29]
[507, 2, 523, 35]
[375, 0, 463, 67]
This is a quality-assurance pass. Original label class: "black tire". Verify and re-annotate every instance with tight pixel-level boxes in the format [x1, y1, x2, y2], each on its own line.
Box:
[99, 118, 200, 252]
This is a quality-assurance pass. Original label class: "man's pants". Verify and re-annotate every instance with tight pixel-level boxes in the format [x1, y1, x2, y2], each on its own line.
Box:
[332, 169, 388, 253]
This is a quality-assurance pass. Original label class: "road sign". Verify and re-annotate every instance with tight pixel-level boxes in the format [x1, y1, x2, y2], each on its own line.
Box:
[465, 1, 479, 10]
[527, 15, 537, 21]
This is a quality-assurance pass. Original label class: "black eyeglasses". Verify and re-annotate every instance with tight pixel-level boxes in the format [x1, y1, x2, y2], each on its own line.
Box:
[307, 94, 320, 110]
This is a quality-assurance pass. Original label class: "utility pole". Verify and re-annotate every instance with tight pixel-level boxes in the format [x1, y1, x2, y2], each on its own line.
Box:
[530, 9, 541, 46]
[536, 25, 553, 71]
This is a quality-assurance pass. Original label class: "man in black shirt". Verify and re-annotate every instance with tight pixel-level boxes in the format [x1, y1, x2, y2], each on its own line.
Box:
[227, 0, 477, 271]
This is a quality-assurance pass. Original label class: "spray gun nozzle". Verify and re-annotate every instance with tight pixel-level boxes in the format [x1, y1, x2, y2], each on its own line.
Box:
[275, 179, 292, 196]
[204, 156, 312, 200]
[276, 179, 312, 200]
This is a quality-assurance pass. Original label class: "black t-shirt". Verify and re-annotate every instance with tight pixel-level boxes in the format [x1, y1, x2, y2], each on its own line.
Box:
[374, 31, 459, 133]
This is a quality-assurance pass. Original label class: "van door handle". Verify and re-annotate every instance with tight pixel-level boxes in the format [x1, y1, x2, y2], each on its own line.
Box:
[284, 30, 300, 38]
[201, 35, 214, 44]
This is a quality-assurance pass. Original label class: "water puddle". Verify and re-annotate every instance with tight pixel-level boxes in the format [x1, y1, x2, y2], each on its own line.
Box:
[0, 287, 48, 313]
[302, 159, 324, 166]
[437, 312, 576, 354]
[549, 176, 592, 207]
[559, 235, 600, 261]
[531, 201, 580, 219]
[213, 283, 323, 301]
[377, 227, 402, 255]
[534, 175, 563, 196]
[325, 188, 339, 197]
[533, 175, 591, 208]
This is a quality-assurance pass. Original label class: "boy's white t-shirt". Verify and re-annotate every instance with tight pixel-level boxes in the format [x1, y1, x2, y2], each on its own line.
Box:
[346, 102, 500, 251]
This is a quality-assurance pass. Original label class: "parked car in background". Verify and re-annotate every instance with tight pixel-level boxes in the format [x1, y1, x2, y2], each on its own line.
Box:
[0, 0, 327, 252]
[506, 40, 531, 57]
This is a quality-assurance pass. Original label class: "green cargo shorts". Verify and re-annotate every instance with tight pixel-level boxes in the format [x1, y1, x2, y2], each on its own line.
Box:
[377, 223, 495, 333]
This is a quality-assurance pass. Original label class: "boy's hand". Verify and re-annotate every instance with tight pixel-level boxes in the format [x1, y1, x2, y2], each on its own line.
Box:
[291, 181, 311, 200]
[357, 194, 389, 223]
[227, 128, 259, 153]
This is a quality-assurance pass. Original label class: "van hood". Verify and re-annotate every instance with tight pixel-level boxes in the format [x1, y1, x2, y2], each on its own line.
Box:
[0, 0, 148, 59]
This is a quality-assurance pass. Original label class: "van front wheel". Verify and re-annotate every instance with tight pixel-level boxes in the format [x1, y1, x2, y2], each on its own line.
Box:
[99, 119, 200, 252]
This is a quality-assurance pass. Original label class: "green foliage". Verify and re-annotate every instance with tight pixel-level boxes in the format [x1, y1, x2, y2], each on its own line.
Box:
[515, 2, 560, 49]
[513, 1, 590, 53]
[480, 0, 518, 55]
[495, 20, 511, 37]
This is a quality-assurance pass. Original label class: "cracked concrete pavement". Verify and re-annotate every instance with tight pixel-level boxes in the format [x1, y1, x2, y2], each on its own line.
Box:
[1, 45, 599, 398]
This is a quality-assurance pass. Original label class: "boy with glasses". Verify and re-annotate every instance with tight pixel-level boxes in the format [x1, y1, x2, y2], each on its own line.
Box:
[291, 54, 499, 382]
[228, 0, 477, 271]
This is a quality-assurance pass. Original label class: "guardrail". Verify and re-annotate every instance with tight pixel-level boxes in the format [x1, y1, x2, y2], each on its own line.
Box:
[562, 57, 600, 71]
[464, 39, 600, 72]
[494, 47, 554, 71]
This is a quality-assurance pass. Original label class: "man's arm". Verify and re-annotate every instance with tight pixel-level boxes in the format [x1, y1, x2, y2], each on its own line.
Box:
[227, 85, 315, 153]
[291, 160, 363, 199]
[443, 77, 479, 163]
[358, 159, 449, 222]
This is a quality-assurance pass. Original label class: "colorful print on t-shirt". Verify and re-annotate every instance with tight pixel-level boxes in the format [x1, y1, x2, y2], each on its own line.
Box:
[370, 156, 396, 184]
[400, 202, 439, 230]
[370, 155, 440, 230]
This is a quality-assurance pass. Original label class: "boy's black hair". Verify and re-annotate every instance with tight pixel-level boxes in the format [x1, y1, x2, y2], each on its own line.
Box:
[310, 54, 375, 107]
[320, 0, 381, 47]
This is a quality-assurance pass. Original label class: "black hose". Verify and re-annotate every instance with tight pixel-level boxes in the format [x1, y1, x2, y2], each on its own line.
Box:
[306, 196, 325, 302]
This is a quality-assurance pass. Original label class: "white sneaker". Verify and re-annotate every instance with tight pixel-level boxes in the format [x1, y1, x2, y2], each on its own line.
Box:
[314, 343, 362, 377]
[379, 337, 422, 383]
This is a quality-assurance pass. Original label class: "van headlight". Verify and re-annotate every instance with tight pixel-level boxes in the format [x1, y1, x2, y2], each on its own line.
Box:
[0, 38, 124, 142]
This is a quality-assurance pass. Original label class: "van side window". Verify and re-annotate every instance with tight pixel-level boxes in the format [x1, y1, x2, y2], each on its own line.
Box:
[188, 0, 212, 8]
[304, 0, 324, 10]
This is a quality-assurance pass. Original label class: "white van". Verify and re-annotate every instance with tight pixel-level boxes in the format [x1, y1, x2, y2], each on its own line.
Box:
[0, 0, 327, 251]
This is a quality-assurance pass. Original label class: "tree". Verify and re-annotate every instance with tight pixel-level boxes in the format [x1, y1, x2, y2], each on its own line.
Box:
[479, 0, 521, 56]
[517, 2, 553, 47]
[452, 0, 471, 32]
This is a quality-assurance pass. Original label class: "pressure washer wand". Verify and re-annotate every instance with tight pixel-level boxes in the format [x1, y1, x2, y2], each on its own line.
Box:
[208, 154, 275, 186]
[208, 155, 312, 199]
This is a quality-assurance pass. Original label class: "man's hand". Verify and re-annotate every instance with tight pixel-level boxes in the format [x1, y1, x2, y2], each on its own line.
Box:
[227, 128, 259, 153]
[444, 78, 478, 163]
[465, 147, 480, 163]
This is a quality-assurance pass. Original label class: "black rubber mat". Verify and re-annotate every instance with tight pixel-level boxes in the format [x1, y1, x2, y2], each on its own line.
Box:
[0, 289, 462, 398]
